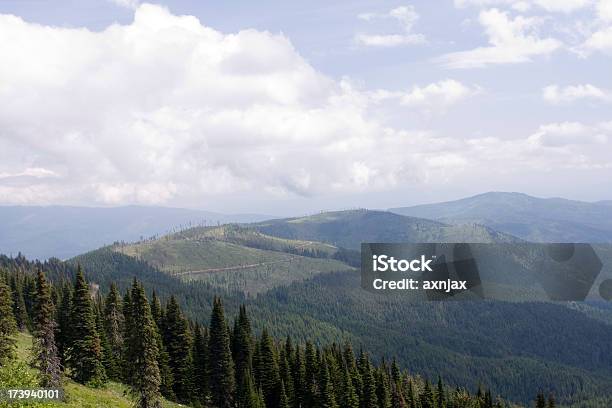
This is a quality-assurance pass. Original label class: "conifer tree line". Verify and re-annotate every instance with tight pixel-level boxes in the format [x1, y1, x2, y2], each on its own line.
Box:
[2, 265, 551, 408]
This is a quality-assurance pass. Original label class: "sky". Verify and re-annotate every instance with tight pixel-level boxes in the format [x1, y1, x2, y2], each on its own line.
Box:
[0, 0, 611, 215]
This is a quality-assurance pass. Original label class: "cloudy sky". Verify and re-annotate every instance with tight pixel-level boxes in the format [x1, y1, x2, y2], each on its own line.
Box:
[0, 0, 611, 215]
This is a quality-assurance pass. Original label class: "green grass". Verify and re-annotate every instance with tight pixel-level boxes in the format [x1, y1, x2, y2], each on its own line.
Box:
[112, 225, 352, 294]
[1, 332, 182, 408]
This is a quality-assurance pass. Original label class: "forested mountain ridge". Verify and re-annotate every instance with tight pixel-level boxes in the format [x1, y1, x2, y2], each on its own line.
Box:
[90, 224, 355, 295]
[3, 207, 612, 406]
[390, 192, 612, 243]
[0, 260, 519, 408]
[252, 209, 519, 249]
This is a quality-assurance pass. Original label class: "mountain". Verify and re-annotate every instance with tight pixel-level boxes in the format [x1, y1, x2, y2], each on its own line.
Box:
[0, 205, 272, 260]
[79, 224, 352, 295]
[390, 192, 612, 243]
[66, 215, 612, 405]
[252, 209, 518, 249]
[10, 207, 612, 405]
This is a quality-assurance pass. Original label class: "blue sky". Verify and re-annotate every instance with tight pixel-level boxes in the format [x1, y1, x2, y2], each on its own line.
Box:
[0, 0, 611, 215]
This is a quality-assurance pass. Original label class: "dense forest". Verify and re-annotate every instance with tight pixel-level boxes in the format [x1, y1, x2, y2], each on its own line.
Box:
[0, 256, 559, 408]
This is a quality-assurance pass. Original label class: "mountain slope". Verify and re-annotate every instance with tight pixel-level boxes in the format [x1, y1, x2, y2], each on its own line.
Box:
[86, 225, 352, 295]
[390, 192, 612, 243]
[253, 209, 518, 249]
[0, 205, 272, 260]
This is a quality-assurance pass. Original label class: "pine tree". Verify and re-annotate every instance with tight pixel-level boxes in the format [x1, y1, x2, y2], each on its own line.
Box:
[304, 341, 319, 408]
[319, 356, 339, 408]
[163, 295, 193, 403]
[9, 276, 28, 331]
[126, 280, 162, 408]
[0, 278, 17, 365]
[375, 367, 391, 408]
[279, 380, 291, 408]
[32, 270, 62, 387]
[279, 344, 295, 407]
[292, 344, 306, 408]
[359, 352, 378, 408]
[150, 290, 163, 329]
[436, 376, 446, 408]
[547, 394, 556, 408]
[208, 296, 235, 408]
[342, 366, 359, 408]
[258, 328, 281, 407]
[391, 382, 406, 408]
[55, 283, 72, 367]
[420, 380, 435, 408]
[192, 323, 209, 404]
[122, 289, 134, 384]
[238, 371, 265, 408]
[67, 266, 105, 386]
[103, 283, 123, 381]
[233, 305, 254, 388]
[406, 379, 416, 408]
[536, 392, 546, 408]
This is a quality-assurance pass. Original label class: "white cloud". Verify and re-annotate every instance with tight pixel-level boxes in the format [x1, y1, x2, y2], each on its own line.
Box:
[543, 84, 612, 103]
[355, 5, 426, 47]
[0, 168, 59, 180]
[528, 121, 609, 146]
[355, 33, 426, 47]
[597, 0, 612, 21]
[0, 4, 464, 206]
[454, 0, 591, 13]
[1, 4, 609, 207]
[108, 0, 140, 10]
[582, 26, 612, 53]
[370, 79, 481, 112]
[439, 8, 562, 68]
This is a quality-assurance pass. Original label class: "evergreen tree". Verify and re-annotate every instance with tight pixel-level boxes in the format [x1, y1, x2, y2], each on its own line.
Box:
[10, 276, 28, 331]
[208, 296, 235, 408]
[291, 344, 306, 408]
[126, 280, 162, 408]
[103, 283, 124, 381]
[319, 356, 339, 408]
[406, 379, 416, 408]
[420, 380, 435, 408]
[0, 278, 17, 365]
[342, 366, 359, 408]
[375, 367, 391, 408]
[163, 295, 193, 403]
[279, 344, 295, 407]
[391, 382, 406, 408]
[279, 380, 291, 408]
[55, 283, 72, 367]
[67, 266, 105, 386]
[304, 341, 319, 408]
[258, 328, 281, 407]
[358, 352, 378, 408]
[192, 323, 209, 404]
[150, 290, 163, 329]
[32, 270, 62, 387]
[238, 371, 265, 408]
[536, 392, 546, 408]
[233, 305, 254, 388]
[122, 289, 134, 384]
[436, 376, 446, 408]
[547, 394, 556, 408]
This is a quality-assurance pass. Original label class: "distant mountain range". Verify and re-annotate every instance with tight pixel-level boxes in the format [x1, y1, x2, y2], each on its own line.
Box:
[390, 192, 612, 243]
[3, 191, 612, 261]
[252, 209, 517, 249]
[0, 205, 272, 260]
